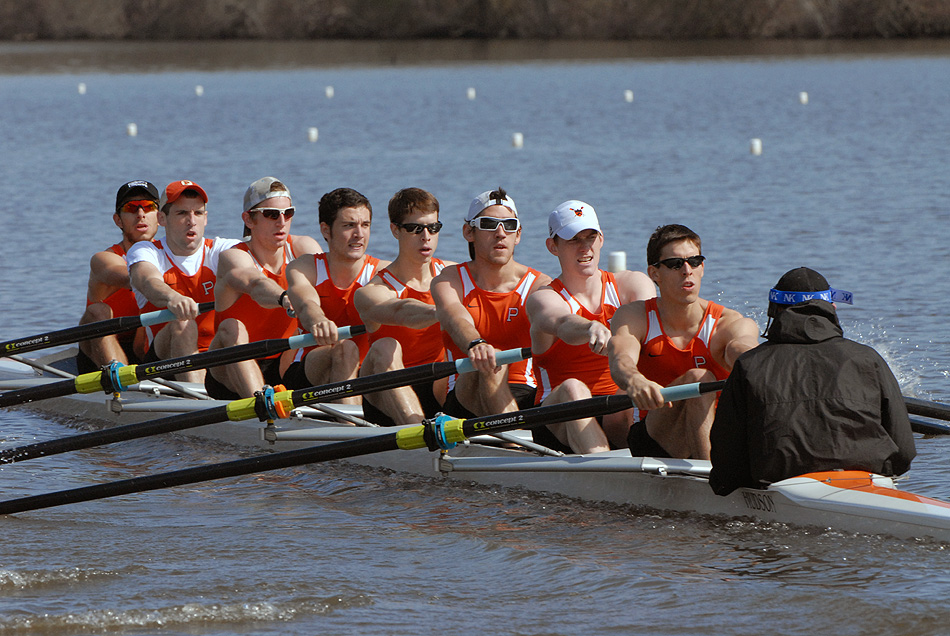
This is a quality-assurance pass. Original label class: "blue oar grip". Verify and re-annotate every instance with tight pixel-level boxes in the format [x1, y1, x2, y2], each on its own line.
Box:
[139, 308, 177, 328]
[287, 325, 363, 350]
[455, 347, 527, 374]
[659, 381, 725, 403]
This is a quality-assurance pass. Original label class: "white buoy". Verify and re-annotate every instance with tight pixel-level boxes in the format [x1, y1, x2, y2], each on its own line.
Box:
[799, 91, 809, 105]
[467, 87, 476, 100]
[325, 86, 334, 99]
[624, 90, 634, 103]
[750, 138, 762, 155]
[77, 82, 86, 95]
[307, 127, 319, 143]
[195, 85, 204, 97]
[512, 132, 524, 148]
[126, 123, 138, 137]
[608, 251, 627, 273]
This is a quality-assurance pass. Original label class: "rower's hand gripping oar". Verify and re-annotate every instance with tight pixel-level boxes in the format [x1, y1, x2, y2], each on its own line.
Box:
[0, 347, 531, 466]
[0, 302, 214, 356]
[0, 325, 365, 409]
[0, 379, 721, 515]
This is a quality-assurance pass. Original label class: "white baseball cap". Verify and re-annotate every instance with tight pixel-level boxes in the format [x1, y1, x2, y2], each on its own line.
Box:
[466, 188, 518, 221]
[244, 176, 291, 212]
[548, 200, 601, 239]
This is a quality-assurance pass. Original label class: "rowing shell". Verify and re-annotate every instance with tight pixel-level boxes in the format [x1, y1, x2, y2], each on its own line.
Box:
[2, 352, 950, 541]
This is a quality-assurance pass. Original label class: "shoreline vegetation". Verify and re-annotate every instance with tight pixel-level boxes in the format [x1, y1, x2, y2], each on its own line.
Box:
[2, 0, 949, 42]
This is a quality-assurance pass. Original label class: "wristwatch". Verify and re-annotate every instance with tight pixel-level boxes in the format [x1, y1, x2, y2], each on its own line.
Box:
[467, 338, 487, 350]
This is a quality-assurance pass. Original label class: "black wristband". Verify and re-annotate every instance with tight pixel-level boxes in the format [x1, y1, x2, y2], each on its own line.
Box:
[278, 291, 289, 308]
[467, 338, 487, 351]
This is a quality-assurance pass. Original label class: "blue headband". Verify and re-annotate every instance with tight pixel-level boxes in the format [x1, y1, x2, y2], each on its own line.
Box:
[768, 288, 854, 306]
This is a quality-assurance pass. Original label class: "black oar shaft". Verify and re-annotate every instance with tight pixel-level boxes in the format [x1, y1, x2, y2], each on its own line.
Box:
[0, 303, 214, 355]
[0, 433, 399, 516]
[0, 375, 715, 514]
[0, 350, 528, 465]
[905, 397, 950, 422]
[0, 379, 77, 409]
[0, 407, 229, 464]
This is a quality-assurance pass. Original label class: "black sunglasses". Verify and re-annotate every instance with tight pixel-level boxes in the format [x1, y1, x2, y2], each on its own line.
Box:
[252, 206, 295, 220]
[654, 255, 706, 270]
[398, 221, 443, 234]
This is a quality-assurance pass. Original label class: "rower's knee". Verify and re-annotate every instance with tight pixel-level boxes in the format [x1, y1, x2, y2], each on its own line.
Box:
[552, 378, 593, 403]
[213, 318, 248, 348]
[363, 337, 403, 374]
[81, 302, 113, 324]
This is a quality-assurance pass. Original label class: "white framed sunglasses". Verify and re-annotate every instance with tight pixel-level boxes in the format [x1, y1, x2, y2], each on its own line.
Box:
[469, 216, 520, 232]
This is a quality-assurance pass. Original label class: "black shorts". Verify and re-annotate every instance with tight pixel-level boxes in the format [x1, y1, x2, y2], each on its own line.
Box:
[441, 383, 538, 420]
[530, 414, 616, 454]
[75, 336, 139, 375]
[361, 380, 443, 427]
[281, 359, 311, 390]
[626, 419, 671, 458]
[204, 357, 284, 401]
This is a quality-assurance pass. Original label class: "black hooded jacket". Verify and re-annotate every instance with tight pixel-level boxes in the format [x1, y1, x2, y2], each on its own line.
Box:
[708, 300, 916, 496]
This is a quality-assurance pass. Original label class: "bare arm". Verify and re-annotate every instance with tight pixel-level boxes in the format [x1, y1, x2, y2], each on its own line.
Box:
[527, 287, 610, 355]
[712, 309, 761, 371]
[431, 267, 497, 372]
[285, 256, 338, 345]
[614, 269, 657, 304]
[607, 301, 669, 410]
[130, 261, 198, 321]
[215, 249, 285, 312]
[289, 234, 323, 256]
[354, 280, 437, 332]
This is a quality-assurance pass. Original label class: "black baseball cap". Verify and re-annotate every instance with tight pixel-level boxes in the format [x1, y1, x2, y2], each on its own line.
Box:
[115, 180, 160, 212]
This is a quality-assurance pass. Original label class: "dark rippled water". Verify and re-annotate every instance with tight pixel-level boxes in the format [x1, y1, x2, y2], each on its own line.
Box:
[1, 42, 950, 635]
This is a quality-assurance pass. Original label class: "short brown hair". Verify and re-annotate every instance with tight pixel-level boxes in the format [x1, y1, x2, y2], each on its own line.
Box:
[388, 188, 439, 225]
[646, 224, 701, 266]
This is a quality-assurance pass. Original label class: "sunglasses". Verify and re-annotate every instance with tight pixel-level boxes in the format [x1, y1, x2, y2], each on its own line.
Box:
[398, 221, 443, 234]
[252, 206, 295, 220]
[469, 216, 520, 232]
[119, 200, 158, 214]
[654, 255, 706, 270]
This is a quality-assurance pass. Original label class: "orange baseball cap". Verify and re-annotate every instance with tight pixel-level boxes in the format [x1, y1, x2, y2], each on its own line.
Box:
[159, 180, 209, 209]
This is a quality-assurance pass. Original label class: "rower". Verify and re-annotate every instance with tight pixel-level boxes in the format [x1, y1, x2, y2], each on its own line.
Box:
[432, 187, 551, 418]
[203, 177, 322, 400]
[77, 180, 160, 373]
[284, 188, 389, 401]
[527, 201, 655, 453]
[708, 267, 916, 495]
[127, 180, 240, 383]
[608, 224, 759, 460]
[353, 188, 456, 426]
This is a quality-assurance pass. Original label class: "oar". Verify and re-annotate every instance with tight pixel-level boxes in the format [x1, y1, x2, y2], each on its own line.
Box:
[0, 380, 722, 515]
[0, 303, 214, 356]
[0, 347, 531, 465]
[905, 397, 950, 423]
[910, 417, 950, 436]
[0, 325, 365, 409]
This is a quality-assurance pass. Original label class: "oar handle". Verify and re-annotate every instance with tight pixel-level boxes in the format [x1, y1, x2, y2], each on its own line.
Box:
[454, 347, 531, 374]
[659, 380, 726, 403]
[287, 325, 367, 350]
[139, 302, 214, 328]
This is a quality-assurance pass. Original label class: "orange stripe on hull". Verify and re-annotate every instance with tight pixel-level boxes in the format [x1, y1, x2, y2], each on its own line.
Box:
[801, 471, 950, 509]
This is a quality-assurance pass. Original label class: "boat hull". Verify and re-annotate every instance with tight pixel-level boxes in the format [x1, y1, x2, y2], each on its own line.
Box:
[3, 355, 950, 541]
